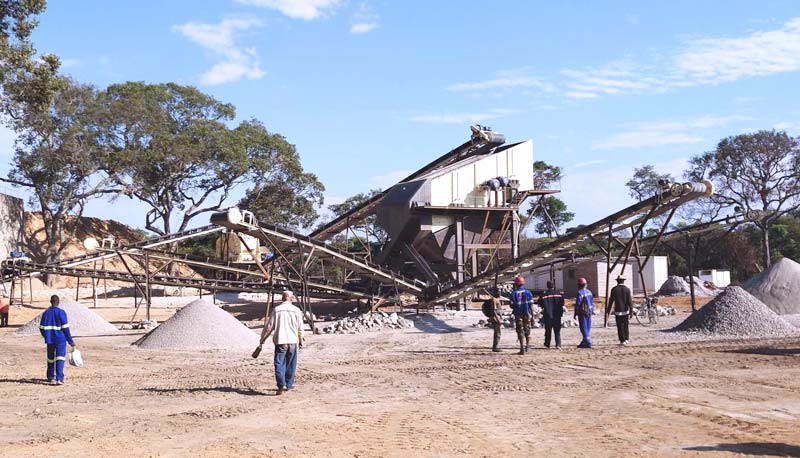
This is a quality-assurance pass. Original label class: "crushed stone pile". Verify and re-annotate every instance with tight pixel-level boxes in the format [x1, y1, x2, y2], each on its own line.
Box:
[671, 286, 797, 337]
[743, 257, 800, 315]
[322, 311, 414, 334]
[135, 298, 258, 350]
[474, 304, 579, 329]
[16, 297, 119, 337]
[656, 275, 715, 297]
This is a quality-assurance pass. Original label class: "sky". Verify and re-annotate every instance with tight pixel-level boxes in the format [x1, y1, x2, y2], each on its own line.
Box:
[2, 0, 800, 235]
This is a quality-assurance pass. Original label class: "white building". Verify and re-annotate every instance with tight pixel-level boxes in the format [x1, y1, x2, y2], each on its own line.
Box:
[697, 269, 731, 288]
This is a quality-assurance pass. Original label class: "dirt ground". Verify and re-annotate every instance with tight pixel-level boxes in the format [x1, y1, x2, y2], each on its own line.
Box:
[1, 295, 799, 458]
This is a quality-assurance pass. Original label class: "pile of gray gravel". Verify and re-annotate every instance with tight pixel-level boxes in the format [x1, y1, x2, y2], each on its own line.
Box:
[671, 286, 797, 337]
[656, 275, 715, 297]
[16, 297, 119, 337]
[135, 298, 259, 351]
[743, 257, 800, 315]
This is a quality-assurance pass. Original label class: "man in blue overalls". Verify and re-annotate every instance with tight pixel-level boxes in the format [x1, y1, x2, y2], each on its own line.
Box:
[39, 295, 76, 385]
[509, 275, 534, 355]
[574, 278, 593, 349]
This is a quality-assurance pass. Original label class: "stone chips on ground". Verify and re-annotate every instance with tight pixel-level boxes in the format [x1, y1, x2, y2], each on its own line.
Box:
[135, 297, 259, 351]
[16, 297, 119, 337]
[743, 257, 800, 315]
[671, 286, 797, 337]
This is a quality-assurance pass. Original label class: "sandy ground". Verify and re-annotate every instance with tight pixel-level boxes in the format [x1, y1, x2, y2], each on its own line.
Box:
[1, 296, 799, 458]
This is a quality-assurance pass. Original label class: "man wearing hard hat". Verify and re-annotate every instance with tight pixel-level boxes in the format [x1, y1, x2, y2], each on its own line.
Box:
[509, 275, 534, 355]
[574, 278, 594, 348]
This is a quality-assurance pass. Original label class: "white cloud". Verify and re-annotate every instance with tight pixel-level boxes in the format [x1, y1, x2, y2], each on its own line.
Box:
[234, 0, 339, 20]
[173, 18, 265, 85]
[673, 18, 800, 84]
[565, 91, 600, 99]
[349, 2, 379, 34]
[774, 121, 800, 132]
[369, 170, 413, 188]
[448, 69, 555, 93]
[592, 115, 751, 150]
[350, 22, 378, 34]
[408, 109, 516, 124]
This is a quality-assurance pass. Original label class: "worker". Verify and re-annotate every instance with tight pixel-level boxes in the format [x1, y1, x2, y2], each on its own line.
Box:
[0, 293, 9, 327]
[574, 278, 594, 349]
[509, 275, 534, 355]
[39, 295, 76, 385]
[256, 290, 305, 395]
[537, 281, 565, 349]
[606, 274, 633, 346]
[482, 287, 504, 352]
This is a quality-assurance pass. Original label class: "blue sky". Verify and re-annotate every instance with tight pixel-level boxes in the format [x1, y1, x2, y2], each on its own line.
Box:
[2, 0, 800, 235]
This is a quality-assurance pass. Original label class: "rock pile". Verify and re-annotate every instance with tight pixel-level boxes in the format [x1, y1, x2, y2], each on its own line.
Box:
[120, 320, 158, 330]
[322, 311, 414, 334]
[475, 310, 579, 329]
[135, 298, 259, 351]
[656, 276, 715, 297]
[16, 297, 119, 337]
[743, 257, 800, 315]
[671, 286, 797, 337]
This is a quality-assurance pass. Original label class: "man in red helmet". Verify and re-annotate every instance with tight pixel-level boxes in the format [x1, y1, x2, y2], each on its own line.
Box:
[574, 278, 594, 348]
[509, 275, 534, 355]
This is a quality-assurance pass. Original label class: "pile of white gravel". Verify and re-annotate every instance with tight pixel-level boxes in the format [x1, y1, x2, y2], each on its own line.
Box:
[671, 286, 797, 337]
[16, 297, 119, 337]
[134, 297, 259, 351]
[686, 276, 717, 296]
[743, 257, 800, 315]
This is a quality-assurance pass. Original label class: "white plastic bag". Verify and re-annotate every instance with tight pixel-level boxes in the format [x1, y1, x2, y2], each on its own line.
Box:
[69, 348, 83, 367]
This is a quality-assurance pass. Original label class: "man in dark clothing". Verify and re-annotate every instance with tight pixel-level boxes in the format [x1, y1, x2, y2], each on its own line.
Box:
[486, 288, 503, 352]
[509, 275, 534, 355]
[39, 295, 76, 384]
[606, 275, 633, 345]
[537, 281, 565, 349]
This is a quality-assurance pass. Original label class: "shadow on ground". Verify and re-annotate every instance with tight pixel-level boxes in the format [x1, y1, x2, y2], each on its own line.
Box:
[724, 347, 800, 357]
[411, 315, 463, 334]
[684, 442, 800, 457]
[140, 386, 269, 396]
[0, 378, 54, 385]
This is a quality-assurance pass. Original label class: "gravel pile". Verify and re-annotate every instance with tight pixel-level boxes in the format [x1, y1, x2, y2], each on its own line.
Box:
[656, 275, 715, 297]
[743, 257, 800, 315]
[474, 306, 579, 329]
[134, 298, 259, 351]
[16, 297, 119, 337]
[671, 286, 797, 337]
[322, 311, 414, 334]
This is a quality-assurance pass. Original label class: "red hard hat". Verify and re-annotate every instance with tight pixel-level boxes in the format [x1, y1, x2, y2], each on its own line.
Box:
[577, 277, 587, 285]
[514, 275, 525, 285]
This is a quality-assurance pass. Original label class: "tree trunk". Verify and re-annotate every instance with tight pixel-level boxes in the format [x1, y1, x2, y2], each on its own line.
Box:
[761, 225, 772, 270]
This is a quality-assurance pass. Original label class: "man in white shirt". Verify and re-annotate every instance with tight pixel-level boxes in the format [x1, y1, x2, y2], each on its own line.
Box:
[257, 291, 305, 395]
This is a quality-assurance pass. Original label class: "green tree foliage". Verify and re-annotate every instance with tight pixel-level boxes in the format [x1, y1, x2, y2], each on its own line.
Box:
[685, 130, 800, 268]
[100, 82, 324, 234]
[529, 196, 574, 238]
[236, 121, 324, 229]
[2, 79, 119, 265]
[625, 165, 674, 201]
[528, 161, 572, 237]
[325, 189, 387, 249]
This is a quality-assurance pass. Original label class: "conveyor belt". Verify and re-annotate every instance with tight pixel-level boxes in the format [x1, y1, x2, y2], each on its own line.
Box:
[1, 259, 372, 300]
[211, 211, 425, 295]
[428, 181, 715, 304]
[310, 130, 504, 242]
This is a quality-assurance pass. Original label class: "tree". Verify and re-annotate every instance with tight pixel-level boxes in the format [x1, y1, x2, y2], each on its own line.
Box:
[685, 130, 800, 268]
[236, 121, 324, 229]
[1, 78, 119, 267]
[626, 165, 674, 201]
[101, 83, 323, 234]
[529, 196, 574, 238]
[325, 189, 387, 253]
[527, 161, 573, 237]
